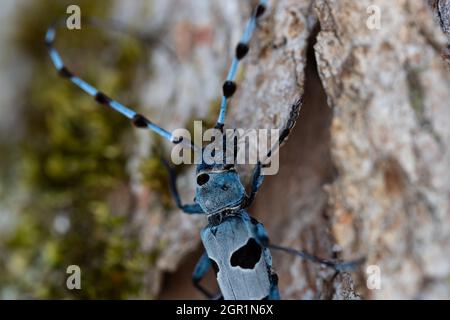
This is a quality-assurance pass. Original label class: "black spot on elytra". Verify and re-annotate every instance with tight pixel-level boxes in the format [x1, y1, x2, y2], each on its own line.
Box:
[230, 238, 262, 269]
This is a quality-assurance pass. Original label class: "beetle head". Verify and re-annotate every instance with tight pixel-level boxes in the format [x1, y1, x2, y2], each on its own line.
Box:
[194, 162, 246, 214]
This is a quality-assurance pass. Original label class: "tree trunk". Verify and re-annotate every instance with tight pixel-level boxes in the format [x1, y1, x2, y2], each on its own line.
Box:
[122, 0, 450, 299]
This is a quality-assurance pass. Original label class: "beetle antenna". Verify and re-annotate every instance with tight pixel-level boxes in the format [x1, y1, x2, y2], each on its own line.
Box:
[215, 0, 269, 129]
[268, 244, 365, 272]
[45, 18, 197, 149]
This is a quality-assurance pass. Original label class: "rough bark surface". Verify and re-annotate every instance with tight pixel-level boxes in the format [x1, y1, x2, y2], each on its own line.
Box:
[314, 0, 450, 299]
[117, 0, 450, 299]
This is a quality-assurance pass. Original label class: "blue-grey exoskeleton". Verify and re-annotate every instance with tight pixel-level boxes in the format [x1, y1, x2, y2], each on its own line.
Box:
[189, 158, 279, 300]
[45, 0, 363, 300]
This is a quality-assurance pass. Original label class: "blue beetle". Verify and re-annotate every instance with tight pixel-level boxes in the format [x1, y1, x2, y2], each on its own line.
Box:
[45, 0, 363, 300]
[163, 97, 360, 300]
[191, 162, 281, 300]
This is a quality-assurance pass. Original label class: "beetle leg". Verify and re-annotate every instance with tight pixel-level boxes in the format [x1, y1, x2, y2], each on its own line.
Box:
[253, 218, 270, 247]
[161, 158, 204, 214]
[268, 244, 366, 272]
[244, 163, 264, 208]
[192, 252, 222, 299]
[268, 272, 280, 300]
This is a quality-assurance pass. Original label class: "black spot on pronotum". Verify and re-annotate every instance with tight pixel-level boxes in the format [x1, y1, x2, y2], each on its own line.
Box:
[197, 173, 210, 186]
[236, 42, 249, 60]
[209, 258, 220, 275]
[255, 4, 266, 18]
[132, 114, 150, 128]
[58, 66, 73, 79]
[230, 238, 262, 269]
[223, 81, 237, 98]
[95, 92, 112, 105]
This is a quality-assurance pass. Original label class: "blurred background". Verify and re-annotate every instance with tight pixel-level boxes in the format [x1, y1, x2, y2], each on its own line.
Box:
[0, 0, 252, 299]
[0, 0, 449, 299]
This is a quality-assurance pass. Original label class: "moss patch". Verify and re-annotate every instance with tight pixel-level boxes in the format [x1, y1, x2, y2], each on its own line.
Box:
[0, 0, 156, 299]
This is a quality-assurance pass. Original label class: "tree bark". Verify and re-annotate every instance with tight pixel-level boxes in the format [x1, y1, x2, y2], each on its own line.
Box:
[313, 0, 450, 299]
[120, 0, 450, 299]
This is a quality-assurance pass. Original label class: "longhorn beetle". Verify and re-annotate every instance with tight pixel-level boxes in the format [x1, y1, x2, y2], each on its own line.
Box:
[45, 0, 364, 300]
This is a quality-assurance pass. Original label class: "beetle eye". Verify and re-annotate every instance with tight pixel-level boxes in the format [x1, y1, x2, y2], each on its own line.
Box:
[197, 173, 210, 186]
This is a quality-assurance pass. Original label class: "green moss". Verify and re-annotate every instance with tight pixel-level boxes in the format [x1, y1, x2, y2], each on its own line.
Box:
[0, 1, 158, 299]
